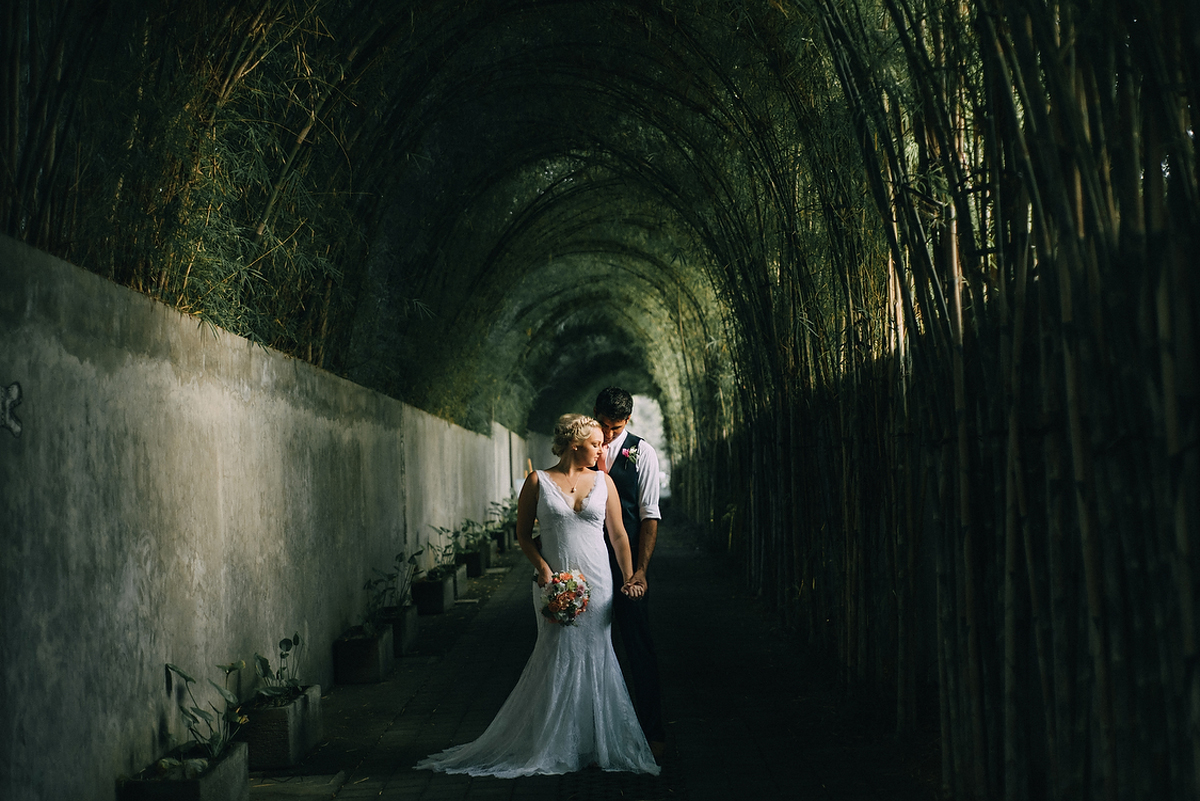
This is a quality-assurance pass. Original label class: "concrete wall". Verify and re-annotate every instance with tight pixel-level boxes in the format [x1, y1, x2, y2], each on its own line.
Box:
[403, 413, 526, 564]
[525, 432, 554, 478]
[0, 236, 528, 801]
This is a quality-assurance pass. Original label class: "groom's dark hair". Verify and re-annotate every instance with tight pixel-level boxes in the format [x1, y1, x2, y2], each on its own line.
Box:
[594, 387, 633, 421]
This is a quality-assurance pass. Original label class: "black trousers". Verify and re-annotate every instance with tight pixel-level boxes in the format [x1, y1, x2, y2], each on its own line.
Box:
[612, 585, 665, 743]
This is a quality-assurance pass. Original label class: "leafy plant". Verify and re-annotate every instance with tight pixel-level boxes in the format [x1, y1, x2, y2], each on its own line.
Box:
[488, 493, 519, 536]
[362, 548, 423, 631]
[251, 632, 305, 707]
[486, 493, 519, 548]
[423, 530, 459, 581]
[165, 661, 248, 764]
[456, 520, 492, 553]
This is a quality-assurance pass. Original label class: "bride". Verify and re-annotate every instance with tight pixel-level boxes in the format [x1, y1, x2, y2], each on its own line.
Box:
[415, 414, 661, 777]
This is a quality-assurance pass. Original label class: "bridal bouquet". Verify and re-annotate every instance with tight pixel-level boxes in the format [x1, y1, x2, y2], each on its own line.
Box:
[539, 570, 590, 626]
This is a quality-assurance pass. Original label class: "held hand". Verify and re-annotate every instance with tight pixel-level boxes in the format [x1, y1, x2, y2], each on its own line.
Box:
[620, 579, 644, 599]
[631, 569, 648, 594]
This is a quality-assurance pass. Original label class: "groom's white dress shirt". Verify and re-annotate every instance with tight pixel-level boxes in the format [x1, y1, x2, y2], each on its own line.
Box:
[602, 430, 662, 522]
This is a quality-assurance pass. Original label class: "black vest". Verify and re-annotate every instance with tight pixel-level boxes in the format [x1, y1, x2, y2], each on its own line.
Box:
[605, 434, 643, 566]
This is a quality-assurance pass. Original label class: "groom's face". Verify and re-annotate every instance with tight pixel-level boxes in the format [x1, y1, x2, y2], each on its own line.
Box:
[594, 414, 629, 446]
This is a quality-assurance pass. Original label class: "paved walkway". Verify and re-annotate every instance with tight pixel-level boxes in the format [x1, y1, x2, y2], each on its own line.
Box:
[250, 506, 937, 800]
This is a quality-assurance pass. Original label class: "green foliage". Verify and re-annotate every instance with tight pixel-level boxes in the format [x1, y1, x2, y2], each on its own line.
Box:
[6, 1, 744, 440]
[456, 521, 493, 554]
[165, 660, 247, 762]
[362, 548, 423, 632]
[8, 0, 363, 367]
[251, 632, 305, 707]
[488, 494, 519, 538]
[434, 516, 500, 558]
[424, 501, 515, 581]
[423, 529, 459, 581]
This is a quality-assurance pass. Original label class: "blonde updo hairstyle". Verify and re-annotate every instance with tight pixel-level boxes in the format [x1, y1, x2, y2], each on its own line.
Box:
[551, 413, 600, 457]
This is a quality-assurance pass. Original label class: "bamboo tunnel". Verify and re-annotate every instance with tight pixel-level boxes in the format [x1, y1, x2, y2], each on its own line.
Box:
[3, 1, 1196, 797]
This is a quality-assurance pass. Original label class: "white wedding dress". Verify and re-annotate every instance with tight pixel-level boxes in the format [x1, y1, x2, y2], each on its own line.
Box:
[415, 470, 661, 777]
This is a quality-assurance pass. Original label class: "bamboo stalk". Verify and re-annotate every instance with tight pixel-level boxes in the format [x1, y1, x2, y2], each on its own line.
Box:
[1000, 160, 1031, 801]
[943, 193, 988, 801]
[1149, 110, 1200, 799]
[893, 269, 917, 733]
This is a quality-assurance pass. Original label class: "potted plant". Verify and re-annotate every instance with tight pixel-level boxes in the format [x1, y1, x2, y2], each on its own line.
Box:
[451, 519, 492, 578]
[334, 555, 422, 684]
[431, 530, 471, 596]
[411, 539, 456, 615]
[236, 633, 323, 770]
[333, 597, 395, 684]
[488, 494, 519, 553]
[118, 661, 250, 801]
[368, 549, 422, 656]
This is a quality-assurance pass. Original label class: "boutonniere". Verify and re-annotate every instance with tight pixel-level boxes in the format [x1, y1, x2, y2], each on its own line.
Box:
[621, 445, 640, 465]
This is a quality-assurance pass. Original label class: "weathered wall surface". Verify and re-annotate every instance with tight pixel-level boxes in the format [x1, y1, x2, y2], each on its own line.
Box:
[402, 413, 527, 563]
[525, 432, 554, 479]
[0, 236, 528, 801]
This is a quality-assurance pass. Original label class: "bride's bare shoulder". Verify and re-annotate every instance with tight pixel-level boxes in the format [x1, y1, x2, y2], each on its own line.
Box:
[520, 470, 541, 495]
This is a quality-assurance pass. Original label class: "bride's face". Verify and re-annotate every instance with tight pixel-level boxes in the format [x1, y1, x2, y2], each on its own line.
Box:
[577, 428, 604, 467]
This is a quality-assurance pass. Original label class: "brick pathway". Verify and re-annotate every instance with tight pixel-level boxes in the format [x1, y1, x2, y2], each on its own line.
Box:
[250, 507, 937, 800]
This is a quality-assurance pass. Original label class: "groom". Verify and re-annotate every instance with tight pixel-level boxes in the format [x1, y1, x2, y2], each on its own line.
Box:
[593, 386, 666, 760]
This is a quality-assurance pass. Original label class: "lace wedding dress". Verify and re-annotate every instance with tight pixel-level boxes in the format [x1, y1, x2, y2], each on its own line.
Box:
[415, 470, 661, 777]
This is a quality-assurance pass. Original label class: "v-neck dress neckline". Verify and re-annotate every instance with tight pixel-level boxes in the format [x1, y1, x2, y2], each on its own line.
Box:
[541, 469, 598, 514]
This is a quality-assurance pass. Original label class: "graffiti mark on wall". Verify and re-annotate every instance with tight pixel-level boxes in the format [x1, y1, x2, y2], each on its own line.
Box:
[2, 382, 22, 437]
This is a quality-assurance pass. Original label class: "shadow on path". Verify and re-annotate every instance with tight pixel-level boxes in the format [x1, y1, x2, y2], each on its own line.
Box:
[251, 503, 938, 800]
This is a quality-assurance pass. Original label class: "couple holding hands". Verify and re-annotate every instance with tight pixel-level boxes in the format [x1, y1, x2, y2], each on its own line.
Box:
[417, 387, 666, 777]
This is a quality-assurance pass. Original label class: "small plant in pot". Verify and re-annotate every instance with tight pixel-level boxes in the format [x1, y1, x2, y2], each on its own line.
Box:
[488, 493, 519, 552]
[118, 661, 250, 800]
[165, 661, 248, 771]
[238, 633, 323, 769]
[428, 531, 470, 595]
[364, 548, 422, 618]
[250, 634, 305, 706]
[367, 549, 422, 655]
[412, 539, 457, 615]
[423, 539, 459, 583]
[334, 554, 423, 683]
[450, 519, 493, 577]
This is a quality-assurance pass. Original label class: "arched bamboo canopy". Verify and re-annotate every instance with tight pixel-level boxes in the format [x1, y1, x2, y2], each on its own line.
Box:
[4, 0, 1198, 798]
